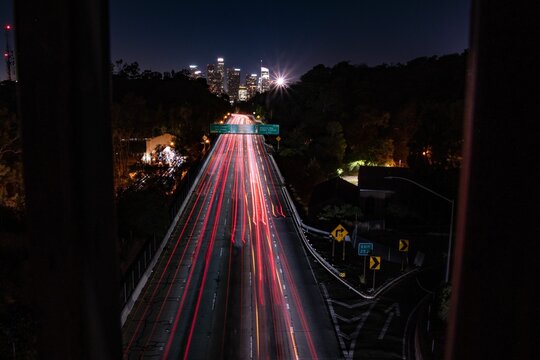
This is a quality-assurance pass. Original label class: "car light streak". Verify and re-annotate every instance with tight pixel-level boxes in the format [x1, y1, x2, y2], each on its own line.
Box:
[123, 148, 220, 357]
[123, 114, 323, 360]
[164, 134, 236, 358]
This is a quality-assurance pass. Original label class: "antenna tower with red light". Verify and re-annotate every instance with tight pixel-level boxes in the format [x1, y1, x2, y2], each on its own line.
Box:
[4, 24, 13, 81]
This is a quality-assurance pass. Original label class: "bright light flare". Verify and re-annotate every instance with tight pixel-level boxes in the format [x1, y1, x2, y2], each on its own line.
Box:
[272, 74, 288, 89]
[271, 70, 293, 93]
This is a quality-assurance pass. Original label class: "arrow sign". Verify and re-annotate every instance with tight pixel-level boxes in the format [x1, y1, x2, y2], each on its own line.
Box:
[331, 224, 348, 242]
[399, 239, 409, 252]
[378, 303, 401, 340]
[369, 256, 381, 270]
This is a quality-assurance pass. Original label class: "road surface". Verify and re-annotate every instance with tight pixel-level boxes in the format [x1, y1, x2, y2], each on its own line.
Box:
[320, 268, 437, 359]
[122, 114, 339, 359]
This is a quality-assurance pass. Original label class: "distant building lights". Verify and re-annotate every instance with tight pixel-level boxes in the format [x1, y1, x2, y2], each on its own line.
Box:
[142, 152, 151, 164]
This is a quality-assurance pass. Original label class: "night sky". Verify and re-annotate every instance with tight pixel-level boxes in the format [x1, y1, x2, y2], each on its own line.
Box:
[1, 0, 470, 81]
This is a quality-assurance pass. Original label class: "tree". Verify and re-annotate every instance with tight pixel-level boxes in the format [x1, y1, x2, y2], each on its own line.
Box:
[0, 107, 23, 210]
[345, 106, 393, 165]
[407, 100, 464, 196]
[310, 121, 347, 174]
[250, 52, 466, 209]
[111, 94, 148, 190]
[317, 203, 362, 227]
[113, 59, 142, 79]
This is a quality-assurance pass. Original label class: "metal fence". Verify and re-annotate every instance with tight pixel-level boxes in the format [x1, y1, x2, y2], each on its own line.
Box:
[119, 157, 204, 308]
[120, 234, 159, 306]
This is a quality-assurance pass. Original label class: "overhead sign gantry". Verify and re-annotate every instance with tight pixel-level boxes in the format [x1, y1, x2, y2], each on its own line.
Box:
[210, 123, 279, 135]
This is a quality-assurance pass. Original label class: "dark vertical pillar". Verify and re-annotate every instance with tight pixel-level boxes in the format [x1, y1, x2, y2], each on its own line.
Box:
[446, 1, 539, 359]
[14, 0, 121, 358]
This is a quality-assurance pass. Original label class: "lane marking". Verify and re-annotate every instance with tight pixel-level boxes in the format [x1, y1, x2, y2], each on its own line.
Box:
[212, 291, 217, 310]
[402, 294, 429, 360]
[378, 312, 395, 340]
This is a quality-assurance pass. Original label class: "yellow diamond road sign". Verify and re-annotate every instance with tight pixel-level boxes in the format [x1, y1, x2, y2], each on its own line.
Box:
[399, 239, 409, 252]
[276, 136, 281, 142]
[369, 256, 381, 270]
[331, 224, 348, 242]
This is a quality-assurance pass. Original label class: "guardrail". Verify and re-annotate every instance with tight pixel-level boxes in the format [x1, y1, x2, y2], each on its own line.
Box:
[268, 154, 418, 299]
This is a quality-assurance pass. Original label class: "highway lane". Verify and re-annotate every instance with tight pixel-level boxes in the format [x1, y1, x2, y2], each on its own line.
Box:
[122, 114, 339, 359]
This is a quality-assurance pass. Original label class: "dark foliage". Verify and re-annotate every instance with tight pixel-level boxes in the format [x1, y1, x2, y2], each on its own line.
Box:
[251, 52, 467, 203]
[110, 62, 231, 273]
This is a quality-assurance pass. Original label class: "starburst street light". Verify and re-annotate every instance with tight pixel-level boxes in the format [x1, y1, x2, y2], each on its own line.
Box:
[272, 72, 289, 91]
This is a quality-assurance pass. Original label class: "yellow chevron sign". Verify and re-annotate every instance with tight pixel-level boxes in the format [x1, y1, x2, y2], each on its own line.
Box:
[369, 256, 381, 270]
[399, 239, 409, 252]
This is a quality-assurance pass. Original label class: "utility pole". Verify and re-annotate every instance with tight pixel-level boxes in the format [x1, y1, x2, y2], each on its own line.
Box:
[4, 24, 13, 81]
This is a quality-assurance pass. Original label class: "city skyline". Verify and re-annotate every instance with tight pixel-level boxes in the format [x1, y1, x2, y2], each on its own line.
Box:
[0, 0, 470, 82]
[199, 56, 279, 100]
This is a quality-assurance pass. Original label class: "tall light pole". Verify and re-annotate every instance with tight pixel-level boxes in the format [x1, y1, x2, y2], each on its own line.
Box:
[384, 176, 454, 283]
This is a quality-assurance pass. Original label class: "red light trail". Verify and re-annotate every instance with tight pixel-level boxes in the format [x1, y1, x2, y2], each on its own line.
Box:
[122, 114, 321, 359]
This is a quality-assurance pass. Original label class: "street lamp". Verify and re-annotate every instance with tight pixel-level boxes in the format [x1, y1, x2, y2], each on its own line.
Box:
[384, 176, 454, 283]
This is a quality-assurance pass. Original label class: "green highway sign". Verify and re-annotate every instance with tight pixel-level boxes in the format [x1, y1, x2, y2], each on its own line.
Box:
[257, 124, 280, 135]
[210, 123, 280, 135]
[358, 242, 373, 256]
[237, 124, 257, 133]
[210, 124, 232, 133]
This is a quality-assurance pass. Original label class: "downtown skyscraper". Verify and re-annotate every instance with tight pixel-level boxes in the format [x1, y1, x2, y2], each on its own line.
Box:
[246, 73, 258, 99]
[216, 57, 225, 93]
[259, 66, 270, 93]
[227, 68, 241, 101]
[207, 57, 225, 95]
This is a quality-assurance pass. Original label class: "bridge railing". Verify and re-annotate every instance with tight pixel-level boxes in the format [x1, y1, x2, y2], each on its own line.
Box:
[119, 144, 217, 325]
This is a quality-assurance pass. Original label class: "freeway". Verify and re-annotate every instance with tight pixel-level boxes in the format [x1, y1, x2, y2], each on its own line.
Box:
[122, 114, 339, 359]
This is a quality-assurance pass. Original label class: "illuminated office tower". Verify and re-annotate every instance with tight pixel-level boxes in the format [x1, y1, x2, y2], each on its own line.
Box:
[207, 63, 219, 94]
[246, 73, 258, 98]
[217, 57, 225, 93]
[207, 58, 225, 95]
[238, 86, 248, 101]
[227, 68, 241, 101]
[259, 66, 270, 93]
